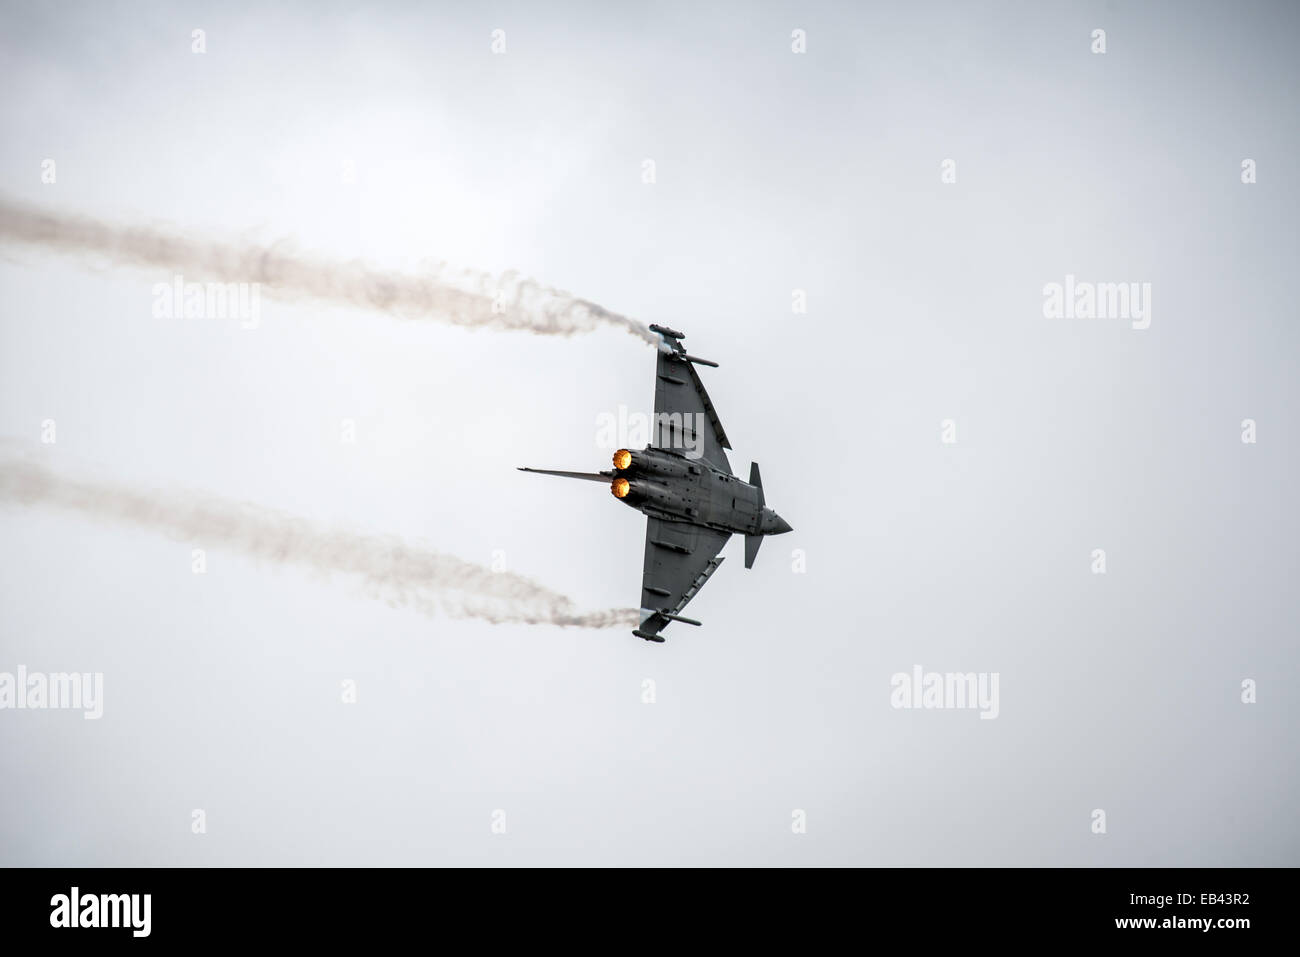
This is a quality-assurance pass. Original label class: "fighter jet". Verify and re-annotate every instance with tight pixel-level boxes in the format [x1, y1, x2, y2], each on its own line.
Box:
[520, 324, 792, 642]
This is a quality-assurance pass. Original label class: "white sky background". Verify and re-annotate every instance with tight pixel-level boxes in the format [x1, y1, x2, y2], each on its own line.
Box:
[0, 0, 1297, 865]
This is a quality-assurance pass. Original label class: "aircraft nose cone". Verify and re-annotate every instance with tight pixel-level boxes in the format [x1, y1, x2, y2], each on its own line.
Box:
[768, 513, 792, 535]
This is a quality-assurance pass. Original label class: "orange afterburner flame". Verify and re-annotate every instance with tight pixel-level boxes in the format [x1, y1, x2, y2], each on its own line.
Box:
[611, 477, 630, 498]
[612, 449, 632, 470]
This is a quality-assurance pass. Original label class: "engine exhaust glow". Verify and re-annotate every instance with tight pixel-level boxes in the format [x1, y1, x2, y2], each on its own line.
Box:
[612, 449, 632, 470]
[611, 477, 630, 498]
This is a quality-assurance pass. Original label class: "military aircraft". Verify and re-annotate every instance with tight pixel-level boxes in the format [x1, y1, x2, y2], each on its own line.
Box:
[520, 324, 792, 642]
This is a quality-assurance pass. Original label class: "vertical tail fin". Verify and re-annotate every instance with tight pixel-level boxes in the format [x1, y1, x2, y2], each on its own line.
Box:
[517, 467, 611, 483]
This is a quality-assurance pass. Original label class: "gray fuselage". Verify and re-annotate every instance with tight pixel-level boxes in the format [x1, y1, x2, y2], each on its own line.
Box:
[610, 447, 791, 537]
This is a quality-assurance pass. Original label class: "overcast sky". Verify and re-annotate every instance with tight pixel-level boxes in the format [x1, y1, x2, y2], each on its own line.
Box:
[1, 0, 1297, 865]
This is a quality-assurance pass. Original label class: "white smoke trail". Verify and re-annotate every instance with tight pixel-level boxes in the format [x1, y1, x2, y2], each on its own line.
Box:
[0, 453, 637, 629]
[0, 196, 657, 344]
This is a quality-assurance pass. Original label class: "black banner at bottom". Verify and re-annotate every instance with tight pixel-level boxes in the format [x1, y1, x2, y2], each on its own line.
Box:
[0, 866, 1281, 944]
